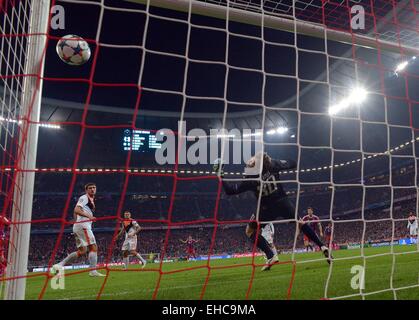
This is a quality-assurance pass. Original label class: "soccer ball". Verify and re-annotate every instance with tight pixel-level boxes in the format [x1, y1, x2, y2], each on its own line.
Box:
[56, 34, 91, 66]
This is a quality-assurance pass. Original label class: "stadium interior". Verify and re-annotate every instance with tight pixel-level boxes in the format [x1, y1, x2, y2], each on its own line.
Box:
[0, 0, 418, 300]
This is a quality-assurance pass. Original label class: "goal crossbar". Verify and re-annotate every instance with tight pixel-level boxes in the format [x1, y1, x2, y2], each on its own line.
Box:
[126, 0, 419, 56]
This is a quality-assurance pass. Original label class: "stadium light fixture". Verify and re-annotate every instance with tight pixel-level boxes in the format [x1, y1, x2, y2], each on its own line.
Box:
[38, 123, 61, 129]
[349, 87, 367, 103]
[395, 61, 409, 73]
[329, 87, 368, 116]
[394, 56, 417, 75]
[0, 117, 61, 129]
[266, 126, 288, 135]
[0, 116, 22, 125]
[276, 126, 288, 134]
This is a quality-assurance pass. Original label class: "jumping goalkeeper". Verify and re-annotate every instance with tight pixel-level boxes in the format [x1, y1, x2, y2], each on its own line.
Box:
[214, 152, 332, 270]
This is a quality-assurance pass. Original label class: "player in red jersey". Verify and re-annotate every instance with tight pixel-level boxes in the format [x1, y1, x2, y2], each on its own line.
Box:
[180, 236, 199, 260]
[0, 216, 10, 277]
[301, 207, 323, 252]
[324, 222, 333, 248]
[0, 230, 6, 277]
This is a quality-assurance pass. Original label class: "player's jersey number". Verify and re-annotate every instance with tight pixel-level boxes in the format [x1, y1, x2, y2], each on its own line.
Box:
[260, 175, 278, 196]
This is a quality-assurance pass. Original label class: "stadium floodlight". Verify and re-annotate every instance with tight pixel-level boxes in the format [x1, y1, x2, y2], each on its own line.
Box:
[394, 56, 417, 75]
[349, 87, 368, 103]
[276, 126, 288, 134]
[329, 87, 368, 116]
[0, 117, 22, 125]
[0, 117, 60, 129]
[266, 127, 288, 135]
[38, 123, 61, 129]
[395, 61, 409, 73]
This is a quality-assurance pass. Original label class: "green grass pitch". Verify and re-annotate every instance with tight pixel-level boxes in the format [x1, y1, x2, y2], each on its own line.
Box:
[18, 245, 419, 300]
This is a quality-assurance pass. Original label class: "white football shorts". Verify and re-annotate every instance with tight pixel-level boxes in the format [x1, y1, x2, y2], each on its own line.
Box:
[73, 224, 96, 248]
[122, 236, 137, 251]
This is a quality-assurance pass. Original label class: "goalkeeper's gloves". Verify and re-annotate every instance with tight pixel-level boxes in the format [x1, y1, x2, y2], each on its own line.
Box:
[213, 158, 224, 176]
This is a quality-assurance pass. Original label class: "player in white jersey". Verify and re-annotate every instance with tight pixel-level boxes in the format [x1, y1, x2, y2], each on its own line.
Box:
[407, 211, 418, 241]
[261, 223, 278, 259]
[117, 211, 147, 269]
[51, 183, 105, 277]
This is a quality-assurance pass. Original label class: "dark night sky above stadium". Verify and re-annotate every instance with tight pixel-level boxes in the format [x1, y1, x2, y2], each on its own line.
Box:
[45, 0, 305, 112]
[44, 0, 363, 110]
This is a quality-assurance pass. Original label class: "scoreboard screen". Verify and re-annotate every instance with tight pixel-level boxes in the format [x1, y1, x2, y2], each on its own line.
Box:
[123, 129, 162, 152]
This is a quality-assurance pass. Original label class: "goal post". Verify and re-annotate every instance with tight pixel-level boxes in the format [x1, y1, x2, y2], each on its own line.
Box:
[3, 0, 51, 300]
[125, 0, 419, 56]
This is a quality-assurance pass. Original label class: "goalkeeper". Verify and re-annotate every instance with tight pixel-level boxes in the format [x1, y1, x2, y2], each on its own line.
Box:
[214, 152, 332, 270]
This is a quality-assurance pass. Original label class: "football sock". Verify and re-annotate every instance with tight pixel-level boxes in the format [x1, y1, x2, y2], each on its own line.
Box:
[59, 251, 79, 266]
[301, 224, 324, 248]
[135, 253, 146, 265]
[88, 251, 98, 269]
[123, 257, 129, 269]
[250, 232, 274, 260]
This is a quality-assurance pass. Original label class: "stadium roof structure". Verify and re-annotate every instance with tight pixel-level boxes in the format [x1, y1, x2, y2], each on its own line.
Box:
[31, 0, 411, 129]
[1, 0, 414, 160]
[39, 96, 291, 132]
[1, 0, 412, 134]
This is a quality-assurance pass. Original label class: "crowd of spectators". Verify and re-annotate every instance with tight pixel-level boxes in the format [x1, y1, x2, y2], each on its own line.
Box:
[24, 201, 416, 268]
[0, 163, 417, 268]
[26, 225, 254, 267]
[26, 178, 417, 228]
